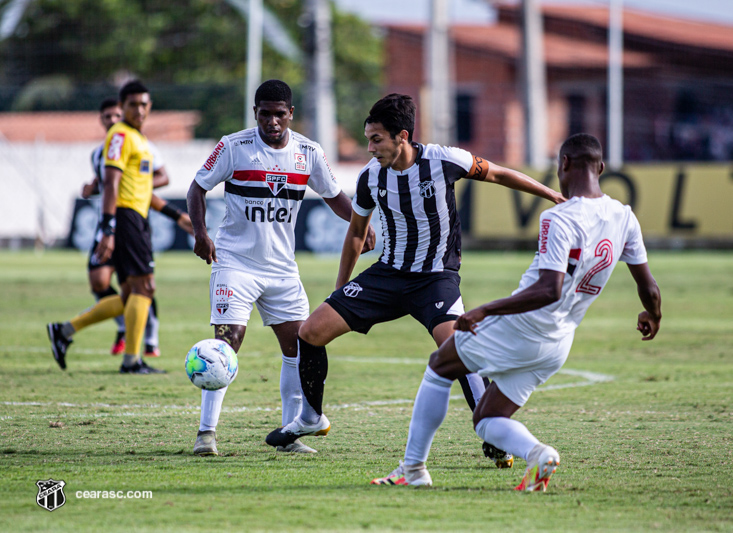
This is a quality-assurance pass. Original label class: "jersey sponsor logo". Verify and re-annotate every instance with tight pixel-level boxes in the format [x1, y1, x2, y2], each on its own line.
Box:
[215, 284, 233, 314]
[233, 139, 254, 146]
[539, 219, 551, 253]
[241, 199, 295, 223]
[140, 159, 150, 173]
[322, 153, 336, 182]
[250, 157, 262, 166]
[435, 301, 444, 309]
[294, 153, 307, 172]
[342, 282, 363, 298]
[379, 188, 387, 197]
[107, 132, 125, 161]
[204, 141, 225, 171]
[299, 143, 316, 152]
[419, 180, 436, 199]
[36, 479, 66, 512]
[266, 174, 287, 196]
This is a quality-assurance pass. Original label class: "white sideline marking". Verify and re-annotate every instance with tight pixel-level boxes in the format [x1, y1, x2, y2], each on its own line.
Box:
[2, 348, 613, 419]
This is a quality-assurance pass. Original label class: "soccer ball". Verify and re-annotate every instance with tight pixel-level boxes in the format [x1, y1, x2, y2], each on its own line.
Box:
[184, 339, 239, 390]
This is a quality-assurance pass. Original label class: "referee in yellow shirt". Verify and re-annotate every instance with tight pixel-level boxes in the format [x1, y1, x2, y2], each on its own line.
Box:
[48, 80, 164, 374]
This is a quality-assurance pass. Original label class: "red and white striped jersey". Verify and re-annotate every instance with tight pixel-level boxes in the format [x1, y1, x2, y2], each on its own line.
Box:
[508, 195, 648, 341]
[194, 128, 340, 276]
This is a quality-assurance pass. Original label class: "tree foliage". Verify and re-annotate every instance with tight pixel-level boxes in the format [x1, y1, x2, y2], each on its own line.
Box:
[0, 0, 383, 141]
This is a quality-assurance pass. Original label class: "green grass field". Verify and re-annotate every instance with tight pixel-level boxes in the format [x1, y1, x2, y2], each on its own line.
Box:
[0, 250, 731, 532]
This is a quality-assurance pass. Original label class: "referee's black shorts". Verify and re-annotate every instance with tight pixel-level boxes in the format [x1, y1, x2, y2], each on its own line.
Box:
[325, 262, 463, 336]
[113, 207, 154, 284]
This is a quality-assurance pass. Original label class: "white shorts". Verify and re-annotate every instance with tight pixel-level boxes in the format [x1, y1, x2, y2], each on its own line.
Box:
[209, 269, 310, 327]
[454, 316, 574, 407]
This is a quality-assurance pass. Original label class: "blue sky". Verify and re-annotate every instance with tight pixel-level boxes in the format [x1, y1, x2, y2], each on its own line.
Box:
[334, 0, 733, 26]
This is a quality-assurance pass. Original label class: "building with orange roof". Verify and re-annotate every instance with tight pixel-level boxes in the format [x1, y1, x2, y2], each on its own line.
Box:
[383, 4, 733, 166]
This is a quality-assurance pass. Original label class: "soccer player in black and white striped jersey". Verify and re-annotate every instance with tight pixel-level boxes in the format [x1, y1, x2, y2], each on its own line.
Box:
[266, 94, 565, 465]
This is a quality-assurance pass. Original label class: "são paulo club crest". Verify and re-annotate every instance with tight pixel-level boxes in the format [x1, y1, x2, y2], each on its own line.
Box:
[36, 479, 66, 512]
[215, 284, 233, 315]
[419, 180, 436, 199]
[266, 174, 288, 196]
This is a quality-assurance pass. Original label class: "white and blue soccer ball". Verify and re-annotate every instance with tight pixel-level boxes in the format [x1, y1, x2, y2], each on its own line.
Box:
[185, 339, 239, 390]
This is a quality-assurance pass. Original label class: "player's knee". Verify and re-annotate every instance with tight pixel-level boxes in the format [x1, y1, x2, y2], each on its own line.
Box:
[298, 319, 321, 346]
[90, 280, 108, 294]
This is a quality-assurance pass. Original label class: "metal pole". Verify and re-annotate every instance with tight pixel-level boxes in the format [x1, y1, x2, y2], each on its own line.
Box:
[427, 0, 453, 145]
[608, 0, 624, 168]
[245, 0, 263, 129]
[521, 0, 548, 169]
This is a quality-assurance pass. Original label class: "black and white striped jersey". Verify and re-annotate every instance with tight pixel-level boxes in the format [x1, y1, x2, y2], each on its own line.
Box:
[352, 143, 473, 273]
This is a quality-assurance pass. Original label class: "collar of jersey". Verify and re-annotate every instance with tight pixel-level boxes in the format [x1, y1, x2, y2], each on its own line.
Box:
[256, 128, 292, 152]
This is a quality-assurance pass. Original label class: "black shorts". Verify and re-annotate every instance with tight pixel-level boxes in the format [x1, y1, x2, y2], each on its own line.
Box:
[325, 262, 462, 335]
[87, 231, 115, 272]
[112, 207, 154, 284]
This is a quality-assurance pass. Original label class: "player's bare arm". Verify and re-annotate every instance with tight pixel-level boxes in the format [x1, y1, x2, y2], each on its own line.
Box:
[150, 194, 194, 236]
[186, 180, 217, 264]
[335, 212, 373, 289]
[152, 167, 170, 189]
[627, 262, 662, 340]
[455, 269, 564, 334]
[94, 166, 122, 264]
[466, 156, 565, 204]
[323, 192, 376, 255]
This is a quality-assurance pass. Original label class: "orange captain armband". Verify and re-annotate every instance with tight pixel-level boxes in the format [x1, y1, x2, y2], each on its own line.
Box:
[466, 155, 490, 181]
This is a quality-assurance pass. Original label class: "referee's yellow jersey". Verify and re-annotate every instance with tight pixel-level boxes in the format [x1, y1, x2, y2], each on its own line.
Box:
[103, 121, 154, 218]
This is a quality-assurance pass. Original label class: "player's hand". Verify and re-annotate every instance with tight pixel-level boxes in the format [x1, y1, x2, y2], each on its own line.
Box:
[361, 224, 377, 254]
[553, 191, 567, 204]
[454, 307, 487, 335]
[177, 214, 195, 236]
[94, 234, 114, 264]
[636, 310, 660, 341]
[193, 232, 217, 264]
[81, 181, 97, 199]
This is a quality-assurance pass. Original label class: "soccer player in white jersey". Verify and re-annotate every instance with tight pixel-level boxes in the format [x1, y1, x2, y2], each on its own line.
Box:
[370, 133, 662, 490]
[186, 79, 375, 456]
[266, 94, 565, 464]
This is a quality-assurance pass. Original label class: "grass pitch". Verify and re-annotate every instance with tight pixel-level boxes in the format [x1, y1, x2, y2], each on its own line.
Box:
[0, 250, 731, 532]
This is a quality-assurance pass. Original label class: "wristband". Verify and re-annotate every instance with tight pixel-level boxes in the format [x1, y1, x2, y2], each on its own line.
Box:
[101, 214, 116, 236]
[160, 203, 183, 222]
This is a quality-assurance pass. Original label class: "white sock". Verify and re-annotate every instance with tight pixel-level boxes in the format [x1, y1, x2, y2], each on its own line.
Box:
[403, 366, 453, 466]
[199, 386, 228, 432]
[475, 416, 540, 461]
[280, 354, 302, 426]
[144, 300, 159, 346]
[465, 373, 486, 407]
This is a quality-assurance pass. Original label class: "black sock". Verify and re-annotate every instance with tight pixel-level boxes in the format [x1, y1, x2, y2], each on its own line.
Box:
[458, 375, 477, 411]
[297, 335, 328, 416]
[93, 286, 118, 300]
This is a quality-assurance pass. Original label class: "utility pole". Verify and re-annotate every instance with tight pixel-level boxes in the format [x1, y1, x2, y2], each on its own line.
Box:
[245, 0, 263, 129]
[521, 0, 548, 169]
[425, 0, 453, 145]
[607, 0, 624, 169]
[303, 0, 338, 160]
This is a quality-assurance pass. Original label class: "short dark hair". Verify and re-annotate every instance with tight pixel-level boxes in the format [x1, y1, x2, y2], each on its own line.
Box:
[119, 80, 149, 104]
[365, 93, 416, 142]
[99, 98, 119, 113]
[560, 133, 603, 168]
[255, 79, 292, 107]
